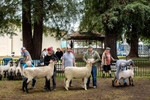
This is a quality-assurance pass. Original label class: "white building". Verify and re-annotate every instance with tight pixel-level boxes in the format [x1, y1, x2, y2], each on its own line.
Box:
[0, 31, 61, 56]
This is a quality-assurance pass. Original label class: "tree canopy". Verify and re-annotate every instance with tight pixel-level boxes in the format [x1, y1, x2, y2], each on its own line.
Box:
[79, 0, 150, 58]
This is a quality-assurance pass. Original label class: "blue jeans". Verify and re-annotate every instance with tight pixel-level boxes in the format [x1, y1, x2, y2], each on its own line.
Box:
[23, 77, 36, 87]
[87, 66, 97, 87]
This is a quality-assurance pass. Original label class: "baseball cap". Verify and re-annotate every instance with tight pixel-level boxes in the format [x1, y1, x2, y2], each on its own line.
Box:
[106, 47, 110, 50]
[67, 45, 71, 49]
[88, 45, 93, 48]
[47, 47, 52, 51]
[21, 47, 26, 50]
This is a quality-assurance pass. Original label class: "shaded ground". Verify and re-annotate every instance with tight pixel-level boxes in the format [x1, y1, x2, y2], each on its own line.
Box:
[0, 76, 150, 100]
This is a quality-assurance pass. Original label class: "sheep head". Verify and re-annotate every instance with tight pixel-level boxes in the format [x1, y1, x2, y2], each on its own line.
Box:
[49, 60, 55, 67]
[87, 58, 94, 63]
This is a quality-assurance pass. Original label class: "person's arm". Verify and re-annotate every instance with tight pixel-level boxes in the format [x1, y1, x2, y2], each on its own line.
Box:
[24, 52, 29, 63]
[83, 52, 87, 62]
[61, 58, 65, 70]
[116, 64, 120, 81]
[61, 54, 65, 70]
[44, 56, 49, 66]
[94, 51, 100, 63]
[73, 54, 76, 67]
[101, 52, 105, 65]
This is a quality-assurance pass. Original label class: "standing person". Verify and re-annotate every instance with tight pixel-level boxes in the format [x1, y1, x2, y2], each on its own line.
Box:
[44, 47, 58, 90]
[62, 46, 76, 87]
[40, 48, 47, 64]
[21, 47, 36, 89]
[115, 59, 135, 86]
[83, 45, 100, 89]
[55, 48, 63, 61]
[101, 47, 115, 78]
[22, 61, 36, 89]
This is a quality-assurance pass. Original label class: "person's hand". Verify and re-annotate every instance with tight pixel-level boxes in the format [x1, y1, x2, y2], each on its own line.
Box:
[62, 65, 64, 71]
[49, 60, 53, 64]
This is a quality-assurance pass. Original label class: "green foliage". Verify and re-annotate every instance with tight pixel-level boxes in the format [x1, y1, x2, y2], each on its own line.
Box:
[80, 0, 150, 40]
[0, 0, 84, 39]
[0, 0, 21, 37]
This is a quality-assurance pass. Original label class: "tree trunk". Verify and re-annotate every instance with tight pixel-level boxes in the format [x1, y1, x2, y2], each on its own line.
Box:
[22, 0, 43, 59]
[104, 28, 118, 59]
[127, 33, 139, 57]
[31, 0, 43, 59]
[22, 0, 32, 51]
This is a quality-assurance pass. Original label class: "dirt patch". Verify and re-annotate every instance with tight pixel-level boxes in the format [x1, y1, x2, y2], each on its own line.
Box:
[0, 77, 150, 100]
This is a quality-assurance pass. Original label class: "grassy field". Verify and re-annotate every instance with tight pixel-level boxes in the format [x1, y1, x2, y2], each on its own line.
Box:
[0, 76, 150, 100]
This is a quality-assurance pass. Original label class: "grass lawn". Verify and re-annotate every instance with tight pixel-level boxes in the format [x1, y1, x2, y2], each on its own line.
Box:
[0, 76, 150, 100]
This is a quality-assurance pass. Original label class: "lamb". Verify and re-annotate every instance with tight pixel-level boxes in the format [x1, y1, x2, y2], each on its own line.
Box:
[15, 60, 23, 77]
[8, 62, 17, 74]
[112, 66, 134, 87]
[7, 62, 17, 80]
[0, 60, 12, 77]
[22, 60, 55, 93]
[64, 59, 94, 90]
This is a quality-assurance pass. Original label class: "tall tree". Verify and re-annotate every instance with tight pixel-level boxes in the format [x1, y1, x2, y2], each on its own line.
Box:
[80, 0, 125, 59]
[80, 0, 150, 58]
[22, 0, 83, 59]
[122, 1, 150, 57]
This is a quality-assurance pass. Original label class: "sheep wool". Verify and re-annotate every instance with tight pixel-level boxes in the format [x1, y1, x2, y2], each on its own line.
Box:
[64, 61, 93, 90]
[22, 61, 55, 93]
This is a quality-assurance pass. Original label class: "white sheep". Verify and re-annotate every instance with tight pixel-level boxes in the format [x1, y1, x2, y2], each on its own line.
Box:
[64, 59, 94, 90]
[8, 62, 17, 75]
[22, 60, 55, 93]
[112, 66, 134, 86]
[0, 60, 12, 76]
[15, 60, 23, 76]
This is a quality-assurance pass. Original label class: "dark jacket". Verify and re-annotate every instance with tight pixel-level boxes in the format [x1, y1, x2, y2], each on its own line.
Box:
[44, 54, 58, 72]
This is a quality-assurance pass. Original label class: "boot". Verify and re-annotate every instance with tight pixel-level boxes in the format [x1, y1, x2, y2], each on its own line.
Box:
[102, 74, 105, 78]
[109, 74, 112, 78]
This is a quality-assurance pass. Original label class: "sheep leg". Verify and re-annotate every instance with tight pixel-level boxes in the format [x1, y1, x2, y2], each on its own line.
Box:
[131, 77, 134, 86]
[46, 79, 51, 92]
[129, 77, 131, 86]
[65, 78, 71, 90]
[4, 71, 7, 78]
[25, 79, 29, 93]
[112, 77, 117, 86]
[83, 78, 88, 90]
[81, 78, 84, 88]
[22, 79, 27, 92]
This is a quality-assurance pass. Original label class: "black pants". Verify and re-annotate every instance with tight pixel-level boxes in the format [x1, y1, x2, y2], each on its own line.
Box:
[44, 71, 56, 89]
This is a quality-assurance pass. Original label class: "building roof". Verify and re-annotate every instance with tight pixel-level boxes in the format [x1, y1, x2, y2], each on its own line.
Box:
[65, 31, 105, 40]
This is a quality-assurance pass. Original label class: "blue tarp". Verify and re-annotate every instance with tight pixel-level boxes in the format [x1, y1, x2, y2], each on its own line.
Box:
[3, 58, 12, 65]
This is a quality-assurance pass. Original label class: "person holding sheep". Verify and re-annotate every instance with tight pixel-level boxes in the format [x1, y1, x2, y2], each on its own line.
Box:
[83, 45, 100, 89]
[21, 47, 36, 89]
[22, 61, 36, 89]
[115, 59, 135, 86]
[62, 45, 76, 87]
[101, 47, 115, 78]
[44, 47, 58, 90]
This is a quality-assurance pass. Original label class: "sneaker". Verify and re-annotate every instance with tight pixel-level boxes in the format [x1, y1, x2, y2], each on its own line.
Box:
[69, 84, 73, 87]
[30, 86, 35, 89]
[124, 82, 128, 86]
[53, 88, 56, 90]
[93, 86, 97, 89]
